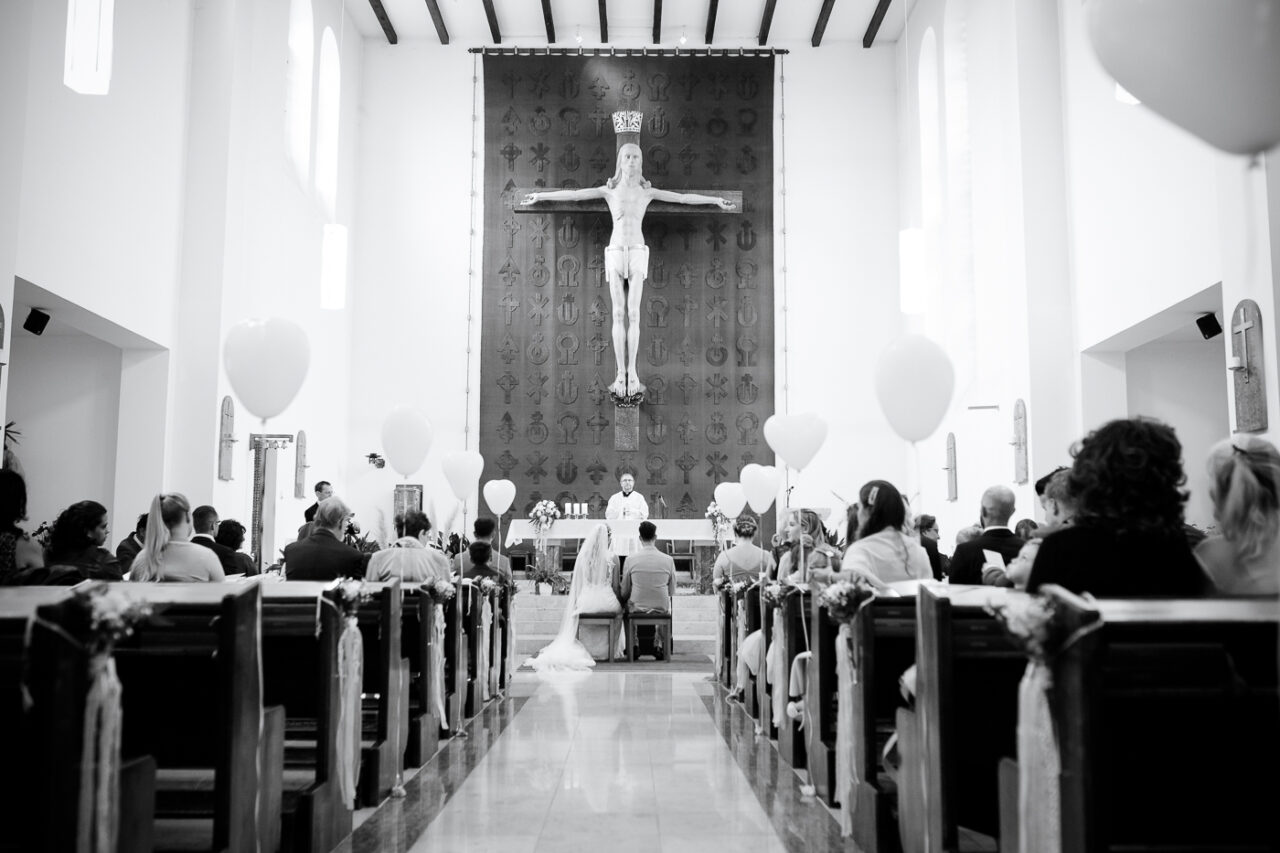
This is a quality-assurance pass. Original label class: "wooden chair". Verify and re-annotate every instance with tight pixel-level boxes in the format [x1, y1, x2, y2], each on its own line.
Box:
[577, 613, 623, 662]
[775, 591, 810, 769]
[625, 612, 673, 661]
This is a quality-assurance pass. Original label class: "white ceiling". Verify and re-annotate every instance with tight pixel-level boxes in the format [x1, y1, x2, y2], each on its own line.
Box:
[346, 0, 908, 47]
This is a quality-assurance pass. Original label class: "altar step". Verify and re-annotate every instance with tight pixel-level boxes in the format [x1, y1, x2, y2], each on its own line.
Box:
[512, 585, 719, 657]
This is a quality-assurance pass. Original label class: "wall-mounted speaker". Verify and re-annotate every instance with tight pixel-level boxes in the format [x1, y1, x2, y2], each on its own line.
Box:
[22, 308, 50, 336]
[1196, 312, 1222, 340]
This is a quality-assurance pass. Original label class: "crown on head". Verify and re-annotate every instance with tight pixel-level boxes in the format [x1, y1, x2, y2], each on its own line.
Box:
[612, 110, 644, 134]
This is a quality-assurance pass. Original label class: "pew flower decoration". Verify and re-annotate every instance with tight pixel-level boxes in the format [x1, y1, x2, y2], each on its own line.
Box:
[985, 594, 1069, 664]
[479, 577, 502, 597]
[333, 578, 372, 619]
[78, 584, 155, 655]
[711, 575, 730, 592]
[422, 576, 456, 603]
[705, 501, 732, 541]
[761, 581, 799, 607]
[818, 577, 878, 624]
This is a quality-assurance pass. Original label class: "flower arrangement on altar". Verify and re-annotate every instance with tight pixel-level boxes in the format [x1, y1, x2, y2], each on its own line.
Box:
[422, 576, 456, 603]
[76, 584, 155, 655]
[333, 578, 372, 618]
[818, 576, 879, 624]
[705, 501, 732, 543]
[529, 500, 561, 538]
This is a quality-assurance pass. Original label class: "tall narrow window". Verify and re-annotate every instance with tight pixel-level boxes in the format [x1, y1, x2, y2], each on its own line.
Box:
[320, 224, 348, 310]
[64, 0, 114, 95]
[286, 0, 315, 184]
[315, 28, 341, 218]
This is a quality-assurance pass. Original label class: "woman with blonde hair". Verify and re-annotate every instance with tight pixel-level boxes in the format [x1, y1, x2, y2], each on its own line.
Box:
[1196, 437, 1280, 595]
[130, 493, 224, 582]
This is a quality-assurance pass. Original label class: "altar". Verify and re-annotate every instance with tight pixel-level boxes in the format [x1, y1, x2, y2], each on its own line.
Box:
[503, 519, 721, 553]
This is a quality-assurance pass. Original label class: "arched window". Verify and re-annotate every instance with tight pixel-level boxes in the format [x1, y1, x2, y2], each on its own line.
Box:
[902, 28, 942, 315]
[286, 0, 315, 184]
[315, 27, 341, 218]
[64, 0, 114, 95]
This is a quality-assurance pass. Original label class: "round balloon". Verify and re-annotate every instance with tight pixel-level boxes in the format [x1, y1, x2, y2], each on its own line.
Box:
[380, 407, 433, 477]
[1086, 0, 1280, 156]
[714, 482, 748, 519]
[763, 413, 829, 471]
[741, 464, 781, 514]
[874, 335, 955, 442]
[223, 318, 310, 420]
[442, 450, 485, 501]
[483, 479, 517, 516]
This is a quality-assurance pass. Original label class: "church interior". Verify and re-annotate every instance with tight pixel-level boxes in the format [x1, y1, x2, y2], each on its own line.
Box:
[2, 0, 1278, 851]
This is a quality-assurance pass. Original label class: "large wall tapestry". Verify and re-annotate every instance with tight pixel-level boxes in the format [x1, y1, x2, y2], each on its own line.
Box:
[479, 53, 776, 524]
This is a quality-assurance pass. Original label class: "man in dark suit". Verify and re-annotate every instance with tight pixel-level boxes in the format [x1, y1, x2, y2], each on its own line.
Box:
[190, 505, 242, 575]
[948, 485, 1025, 585]
[285, 496, 366, 581]
[453, 517, 512, 579]
[303, 480, 333, 523]
[115, 513, 147, 575]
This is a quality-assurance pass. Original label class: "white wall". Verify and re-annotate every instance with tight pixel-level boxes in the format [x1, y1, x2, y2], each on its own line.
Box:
[1125, 339, 1230, 527]
[0, 0, 34, 431]
[9, 333, 122, 530]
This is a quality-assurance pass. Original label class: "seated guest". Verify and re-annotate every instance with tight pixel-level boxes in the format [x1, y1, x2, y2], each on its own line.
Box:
[620, 521, 677, 659]
[368, 510, 451, 583]
[914, 514, 945, 580]
[130, 493, 225, 582]
[984, 539, 1042, 589]
[115, 513, 147, 575]
[460, 541, 505, 583]
[0, 470, 42, 583]
[215, 519, 257, 576]
[1038, 468, 1077, 535]
[713, 516, 776, 584]
[284, 496, 365, 581]
[190, 505, 241, 575]
[1195, 437, 1280, 595]
[454, 516, 511, 578]
[776, 508, 841, 581]
[948, 486, 1025, 585]
[304, 480, 333, 523]
[46, 500, 122, 581]
[954, 524, 981, 548]
[814, 480, 930, 588]
[1014, 518, 1039, 539]
[1027, 418, 1208, 596]
[1035, 466, 1068, 512]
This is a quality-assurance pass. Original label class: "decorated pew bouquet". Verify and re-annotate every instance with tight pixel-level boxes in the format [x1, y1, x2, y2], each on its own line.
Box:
[423, 576, 456, 603]
[818, 576, 878, 624]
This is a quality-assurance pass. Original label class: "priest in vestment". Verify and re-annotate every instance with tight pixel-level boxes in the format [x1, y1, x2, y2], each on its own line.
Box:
[605, 473, 649, 556]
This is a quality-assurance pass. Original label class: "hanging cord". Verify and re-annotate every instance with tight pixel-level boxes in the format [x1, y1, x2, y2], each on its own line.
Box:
[778, 55, 793, 500]
[464, 52, 482, 447]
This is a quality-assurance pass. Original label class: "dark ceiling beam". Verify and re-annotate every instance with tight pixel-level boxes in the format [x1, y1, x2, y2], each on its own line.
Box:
[366, 0, 397, 44]
[653, 0, 662, 44]
[862, 0, 893, 47]
[599, 0, 609, 43]
[757, 0, 777, 45]
[541, 0, 555, 43]
[481, 0, 502, 43]
[705, 0, 718, 44]
[812, 0, 837, 47]
[422, 0, 448, 45]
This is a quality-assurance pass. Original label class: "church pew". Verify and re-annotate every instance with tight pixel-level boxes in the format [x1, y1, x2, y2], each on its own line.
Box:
[442, 587, 468, 730]
[497, 585, 513, 692]
[355, 578, 406, 807]
[1032, 587, 1279, 852]
[260, 582, 353, 853]
[401, 586, 442, 766]
[900, 585, 1023, 853]
[806, 593, 839, 804]
[775, 590, 810, 769]
[742, 583, 762, 719]
[462, 581, 487, 717]
[718, 587, 734, 688]
[755, 588, 775, 736]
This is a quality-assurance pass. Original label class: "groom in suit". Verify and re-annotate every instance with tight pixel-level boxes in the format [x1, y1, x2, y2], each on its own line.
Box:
[947, 485, 1025, 585]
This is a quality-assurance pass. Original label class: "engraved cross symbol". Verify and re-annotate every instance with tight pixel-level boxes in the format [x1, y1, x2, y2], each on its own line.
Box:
[496, 372, 518, 404]
[500, 143, 522, 169]
[587, 413, 610, 445]
[707, 296, 728, 328]
[529, 142, 551, 172]
[503, 216, 522, 248]
[1234, 308, 1255, 382]
[589, 333, 610, 365]
[499, 294, 520, 325]
[706, 222, 727, 251]
[678, 295, 698, 327]
[529, 215, 550, 248]
[528, 293, 550, 324]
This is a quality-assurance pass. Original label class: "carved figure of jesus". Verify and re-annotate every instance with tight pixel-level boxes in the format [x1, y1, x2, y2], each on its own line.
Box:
[523, 143, 734, 399]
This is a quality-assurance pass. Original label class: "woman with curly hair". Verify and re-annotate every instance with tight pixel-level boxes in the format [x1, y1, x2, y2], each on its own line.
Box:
[0, 470, 42, 582]
[46, 499, 122, 580]
[1027, 418, 1208, 596]
[1195, 437, 1280, 595]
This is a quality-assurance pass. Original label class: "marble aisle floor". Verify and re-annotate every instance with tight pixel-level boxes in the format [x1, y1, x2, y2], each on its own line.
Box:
[347, 671, 854, 853]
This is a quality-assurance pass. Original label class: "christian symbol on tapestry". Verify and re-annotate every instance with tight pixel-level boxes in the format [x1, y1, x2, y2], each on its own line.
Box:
[676, 374, 697, 405]
[738, 413, 760, 446]
[588, 492, 607, 514]
[739, 452, 756, 477]
[499, 256, 521, 286]
[527, 333, 549, 364]
[677, 337, 696, 366]
[589, 106, 610, 136]
[559, 107, 581, 136]
[705, 258, 727, 288]
[529, 143, 551, 172]
[588, 255, 606, 287]
[647, 336, 668, 367]
[497, 450, 518, 477]
[706, 334, 728, 367]
[590, 298, 608, 327]
[647, 376, 668, 405]
[499, 294, 520, 325]
[559, 144, 581, 172]
[557, 413, 580, 444]
[674, 296, 698, 329]
[588, 147, 611, 177]
[589, 333, 609, 365]
[503, 216, 522, 248]
[648, 106, 670, 138]
[648, 146, 671, 176]
[557, 255, 581, 287]
[736, 258, 758, 288]
[678, 112, 699, 138]
[737, 146, 758, 176]
[737, 108, 759, 135]
[677, 264, 695, 290]
[738, 73, 761, 99]
[706, 373, 729, 403]
[646, 454, 667, 485]
[500, 143, 522, 169]
[530, 106, 552, 135]
[646, 413, 668, 445]
[528, 294, 550, 325]
[502, 71, 521, 98]
[707, 296, 728, 329]
[678, 146, 699, 176]
[497, 372, 518, 403]
[556, 452, 578, 483]
[676, 452, 697, 484]
[586, 412, 609, 445]
[498, 413, 516, 443]
[526, 412, 549, 444]
[677, 416, 696, 445]
[556, 333, 580, 365]
[706, 413, 728, 445]
[499, 336, 519, 364]
[620, 70, 641, 101]
[526, 452, 548, 483]
[737, 221, 757, 251]
[706, 452, 729, 483]
[647, 297, 669, 328]
[677, 221, 697, 251]
[527, 70, 551, 98]
[705, 145, 727, 175]
[709, 72, 730, 101]
[738, 296, 758, 326]
[737, 374, 759, 405]
[587, 373, 609, 406]
[588, 218, 609, 250]
[561, 71, 580, 99]
[707, 108, 729, 136]
[587, 456, 608, 485]
[557, 294, 580, 325]
[555, 491, 580, 508]
[650, 259, 668, 287]
[737, 334, 758, 367]
[526, 215, 550, 248]
[530, 255, 550, 287]
[527, 371, 549, 404]
[556, 373, 579, 405]
[706, 222, 728, 251]
[589, 76, 610, 100]
[676, 73, 698, 101]
[678, 493, 698, 517]
[501, 106, 522, 135]
[647, 73, 671, 101]
[557, 218, 581, 249]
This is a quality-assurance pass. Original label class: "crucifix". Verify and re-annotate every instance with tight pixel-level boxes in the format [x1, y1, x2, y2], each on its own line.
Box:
[1230, 299, 1268, 432]
[515, 109, 741, 448]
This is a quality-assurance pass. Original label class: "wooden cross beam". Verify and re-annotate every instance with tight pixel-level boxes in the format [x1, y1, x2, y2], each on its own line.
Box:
[512, 189, 742, 216]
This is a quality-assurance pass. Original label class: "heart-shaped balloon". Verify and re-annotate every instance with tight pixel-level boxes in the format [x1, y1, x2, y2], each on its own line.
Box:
[1086, 0, 1280, 156]
[874, 335, 955, 443]
[483, 479, 517, 516]
[442, 450, 485, 502]
[741, 464, 781, 514]
[763, 413, 829, 471]
[713, 482, 748, 519]
[223, 318, 310, 421]
[380, 407, 433, 477]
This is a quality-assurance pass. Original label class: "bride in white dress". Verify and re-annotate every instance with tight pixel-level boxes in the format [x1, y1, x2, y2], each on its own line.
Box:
[527, 523, 622, 671]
